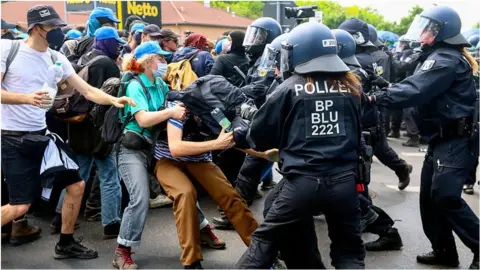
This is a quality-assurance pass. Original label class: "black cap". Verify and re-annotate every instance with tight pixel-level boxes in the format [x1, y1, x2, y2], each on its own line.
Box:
[27, 5, 66, 31]
[143, 24, 162, 37]
[1, 19, 16, 30]
[160, 28, 178, 40]
[338, 18, 375, 47]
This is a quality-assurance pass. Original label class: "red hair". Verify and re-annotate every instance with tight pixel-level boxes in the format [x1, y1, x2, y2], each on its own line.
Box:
[122, 54, 145, 74]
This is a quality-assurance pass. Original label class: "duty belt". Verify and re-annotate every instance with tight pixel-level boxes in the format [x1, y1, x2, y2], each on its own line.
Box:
[439, 118, 473, 139]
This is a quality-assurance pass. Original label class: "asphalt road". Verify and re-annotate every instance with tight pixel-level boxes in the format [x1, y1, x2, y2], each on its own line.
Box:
[2, 137, 479, 269]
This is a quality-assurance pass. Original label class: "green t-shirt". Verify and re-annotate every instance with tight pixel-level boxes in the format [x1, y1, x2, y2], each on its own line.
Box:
[123, 73, 170, 139]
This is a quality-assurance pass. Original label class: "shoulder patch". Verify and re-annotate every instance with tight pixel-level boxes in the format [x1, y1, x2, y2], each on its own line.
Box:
[404, 57, 412, 63]
[421, 60, 436, 71]
[376, 66, 384, 75]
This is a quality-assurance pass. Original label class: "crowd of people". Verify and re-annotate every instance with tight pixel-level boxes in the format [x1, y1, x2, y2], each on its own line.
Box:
[1, 3, 479, 270]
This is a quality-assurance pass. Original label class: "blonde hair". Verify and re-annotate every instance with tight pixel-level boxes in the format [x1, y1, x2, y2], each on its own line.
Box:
[305, 71, 362, 97]
[462, 48, 479, 75]
[122, 53, 160, 74]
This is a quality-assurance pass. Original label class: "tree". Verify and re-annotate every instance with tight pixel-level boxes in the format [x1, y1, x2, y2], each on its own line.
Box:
[473, 21, 480, 29]
[210, 1, 264, 19]
[391, 5, 423, 35]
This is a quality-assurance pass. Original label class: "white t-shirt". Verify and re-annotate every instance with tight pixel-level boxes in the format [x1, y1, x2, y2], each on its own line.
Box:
[1, 40, 75, 131]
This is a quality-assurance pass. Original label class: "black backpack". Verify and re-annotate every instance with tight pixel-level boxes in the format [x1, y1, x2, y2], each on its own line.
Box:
[101, 72, 150, 144]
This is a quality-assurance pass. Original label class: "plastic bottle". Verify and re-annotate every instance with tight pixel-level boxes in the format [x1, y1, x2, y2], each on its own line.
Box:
[211, 108, 232, 132]
[43, 61, 63, 109]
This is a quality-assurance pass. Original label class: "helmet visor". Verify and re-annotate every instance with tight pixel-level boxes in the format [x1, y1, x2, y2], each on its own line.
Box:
[280, 42, 293, 74]
[405, 15, 442, 44]
[257, 45, 279, 71]
[243, 26, 268, 47]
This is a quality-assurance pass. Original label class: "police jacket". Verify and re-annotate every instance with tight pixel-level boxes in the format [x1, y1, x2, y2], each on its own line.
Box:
[355, 47, 378, 82]
[392, 48, 418, 82]
[240, 56, 276, 107]
[375, 44, 477, 139]
[352, 67, 379, 129]
[371, 49, 392, 81]
[247, 74, 362, 176]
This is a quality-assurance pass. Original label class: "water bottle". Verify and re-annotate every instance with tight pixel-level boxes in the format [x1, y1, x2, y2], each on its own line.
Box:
[43, 61, 63, 109]
[211, 108, 232, 132]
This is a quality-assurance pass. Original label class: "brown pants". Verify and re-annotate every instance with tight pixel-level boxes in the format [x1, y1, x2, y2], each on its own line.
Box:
[154, 158, 259, 266]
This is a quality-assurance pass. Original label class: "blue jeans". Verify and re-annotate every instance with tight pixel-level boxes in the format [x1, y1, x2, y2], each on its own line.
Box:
[56, 152, 121, 226]
[116, 145, 208, 247]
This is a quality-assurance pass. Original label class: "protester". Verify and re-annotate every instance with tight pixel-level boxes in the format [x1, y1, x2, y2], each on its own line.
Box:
[52, 27, 125, 239]
[1, 19, 17, 40]
[159, 28, 179, 63]
[1, 4, 134, 259]
[141, 24, 162, 43]
[172, 33, 214, 77]
[121, 23, 144, 56]
[113, 41, 217, 269]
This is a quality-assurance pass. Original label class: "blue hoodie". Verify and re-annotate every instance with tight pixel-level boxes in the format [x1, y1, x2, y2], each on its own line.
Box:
[172, 46, 214, 78]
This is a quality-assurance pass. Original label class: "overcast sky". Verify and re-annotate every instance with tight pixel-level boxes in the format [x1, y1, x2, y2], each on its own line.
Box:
[334, 0, 479, 30]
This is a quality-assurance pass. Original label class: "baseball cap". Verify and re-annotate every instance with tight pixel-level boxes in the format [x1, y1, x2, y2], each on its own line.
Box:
[130, 23, 145, 34]
[65, 29, 83, 39]
[27, 5, 66, 31]
[1, 19, 16, 30]
[89, 7, 120, 23]
[134, 41, 172, 60]
[143, 24, 162, 37]
[94, 26, 126, 44]
[160, 28, 179, 41]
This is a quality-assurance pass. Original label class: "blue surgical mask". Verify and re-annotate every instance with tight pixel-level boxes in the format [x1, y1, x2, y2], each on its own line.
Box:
[152, 62, 168, 78]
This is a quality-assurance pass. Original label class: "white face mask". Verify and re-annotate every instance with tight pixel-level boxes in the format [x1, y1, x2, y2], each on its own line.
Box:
[152, 62, 168, 78]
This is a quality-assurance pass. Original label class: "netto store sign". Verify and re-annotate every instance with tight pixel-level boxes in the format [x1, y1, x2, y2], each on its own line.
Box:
[66, 0, 117, 12]
[117, 1, 162, 30]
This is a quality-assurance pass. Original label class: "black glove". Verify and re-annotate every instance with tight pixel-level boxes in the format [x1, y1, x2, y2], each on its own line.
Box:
[371, 75, 390, 88]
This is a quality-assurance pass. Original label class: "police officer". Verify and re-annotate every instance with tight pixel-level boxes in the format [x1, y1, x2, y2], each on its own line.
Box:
[213, 17, 283, 229]
[333, 28, 404, 252]
[236, 22, 365, 269]
[370, 6, 479, 269]
[339, 18, 413, 190]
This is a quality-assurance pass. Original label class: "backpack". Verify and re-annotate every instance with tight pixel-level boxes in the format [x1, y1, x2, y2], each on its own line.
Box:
[50, 53, 110, 123]
[101, 72, 151, 144]
[165, 51, 199, 91]
[4, 40, 57, 78]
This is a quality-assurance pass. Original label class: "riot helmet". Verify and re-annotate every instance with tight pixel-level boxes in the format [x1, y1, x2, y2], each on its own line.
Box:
[338, 18, 375, 47]
[257, 33, 289, 74]
[468, 34, 479, 47]
[332, 29, 361, 68]
[367, 24, 383, 47]
[405, 6, 470, 47]
[280, 22, 349, 80]
[243, 17, 282, 58]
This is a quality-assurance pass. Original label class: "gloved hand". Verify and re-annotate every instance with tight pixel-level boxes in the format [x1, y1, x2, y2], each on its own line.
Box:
[240, 102, 258, 121]
[371, 75, 390, 88]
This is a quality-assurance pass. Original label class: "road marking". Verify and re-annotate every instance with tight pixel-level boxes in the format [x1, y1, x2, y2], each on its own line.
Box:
[401, 152, 426, 157]
[385, 184, 420, 192]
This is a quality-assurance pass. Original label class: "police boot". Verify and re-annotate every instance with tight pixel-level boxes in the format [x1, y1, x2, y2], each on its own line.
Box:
[402, 136, 420, 147]
[10, 217, 41, 246]
[388, 130, 400, 139]
[360, 208, 379, 232]
[212, 212, 234, 230]
[416, 249, 459, 267]
[464, 184, 475, 195]
[396, 164, 412, 190]
[365, 227, 403, 251]
[470, 254, 479, 269]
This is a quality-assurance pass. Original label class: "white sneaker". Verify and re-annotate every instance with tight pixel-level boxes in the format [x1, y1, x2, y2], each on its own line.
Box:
[149, 194, 173, 209]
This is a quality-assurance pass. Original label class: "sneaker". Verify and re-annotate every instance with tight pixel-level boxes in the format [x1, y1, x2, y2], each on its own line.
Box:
[397, 165, 412, 191]
[464, 184, 475, 195]
[212, 215, 234, 230]
[104, 222, 120, 240]
[416, 250, 459, 267]
[365, 227, 403, 251]
[54, 237, 98, 259]
[85, 212, 102, 222]
[200, 224, 226, 249]
[50, 215, 80, 234]
[184, 261, 203, 269]
[10, 217, 41, 246]
[113, 247, 138, 269]
[149, 194, 173, 209]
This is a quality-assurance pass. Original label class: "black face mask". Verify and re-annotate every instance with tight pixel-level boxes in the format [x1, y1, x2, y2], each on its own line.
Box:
[39, 27, 64, 51]
[1, 31, 15, 40]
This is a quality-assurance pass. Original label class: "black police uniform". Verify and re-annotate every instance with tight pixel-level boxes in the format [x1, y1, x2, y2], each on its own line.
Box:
[356, 48, 412, 186]
[374, 44, 480, 260]
[236, 74, 365, 269]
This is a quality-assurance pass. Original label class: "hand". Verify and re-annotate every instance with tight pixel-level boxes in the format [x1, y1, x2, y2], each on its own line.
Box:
[111, 96, 136, 108]
[26, 90, 52, 108]
[168, 104, 187, 121]
[214, 127, 235, 150]
[264, 149, 280, 162]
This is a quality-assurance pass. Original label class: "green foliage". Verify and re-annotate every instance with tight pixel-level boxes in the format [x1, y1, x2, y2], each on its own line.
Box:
[210, 1, 264, 19]
[473, 21, 480, 29]
[296, 1, 423, 35]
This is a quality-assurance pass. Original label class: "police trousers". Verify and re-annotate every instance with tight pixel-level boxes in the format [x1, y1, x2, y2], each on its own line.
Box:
[372, 127, 409, 174]
[235, 170, 365, 269]
[359, 186, 394, 235]
[235, 154, 273, 203]
[420, 137, 479, 254]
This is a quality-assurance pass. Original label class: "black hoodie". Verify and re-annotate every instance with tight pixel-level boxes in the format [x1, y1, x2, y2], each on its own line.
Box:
[210, 30, 249, 87]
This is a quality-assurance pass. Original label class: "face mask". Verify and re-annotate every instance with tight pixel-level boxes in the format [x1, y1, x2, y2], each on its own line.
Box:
[40, 27, 64, 50]
[152, 62, 168, 78]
